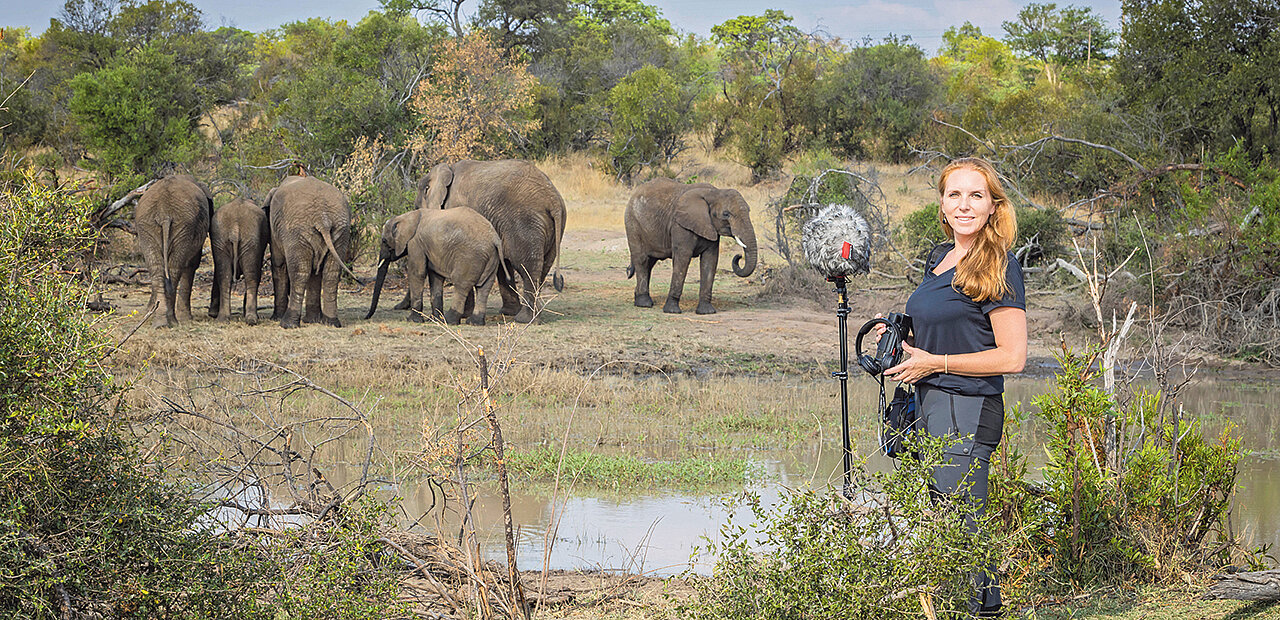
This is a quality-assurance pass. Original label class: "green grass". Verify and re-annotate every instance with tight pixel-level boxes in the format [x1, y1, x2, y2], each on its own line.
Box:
[1016, 585, 1280, 619]
[507, 445, 761, 490]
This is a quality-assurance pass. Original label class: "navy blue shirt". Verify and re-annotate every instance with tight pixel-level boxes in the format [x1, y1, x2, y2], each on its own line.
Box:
[904, 243, 1025, 396]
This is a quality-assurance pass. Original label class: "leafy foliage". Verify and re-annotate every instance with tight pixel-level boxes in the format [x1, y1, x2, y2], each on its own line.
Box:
[990, 346, 1246, 589]
[683, 436, 999, 619]
[816, 37, 940, 162]
[410, 30, 540, 163]
[604, 64, 691, 181]
[0, 173, 261, 617]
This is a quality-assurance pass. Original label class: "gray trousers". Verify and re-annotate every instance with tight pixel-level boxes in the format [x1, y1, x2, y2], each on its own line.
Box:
[916, 384, 1004, 613]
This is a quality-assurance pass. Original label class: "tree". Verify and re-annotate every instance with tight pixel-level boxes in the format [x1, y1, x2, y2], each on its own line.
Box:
[524, 0, 685, 153]
[605, 64, 690, 180]
[1002, 3, 1115, 66]
[817, 37, 940, 162]
[68, 43, 201, 176]
[940, 21, 983, 59]
[409, 31, 540, 162]
[1116, 0, 1280, 159]
[710, 10, 821, 180]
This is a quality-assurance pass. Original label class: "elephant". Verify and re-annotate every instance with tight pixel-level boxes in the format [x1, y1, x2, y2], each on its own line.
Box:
[624, 178, 758, 314]
[208, 197, 269, 324]
[265, 175, 358, 329]
[415, 159, 566, 324]
[365, 208, 510, 326]
[133, 174, 213, 328]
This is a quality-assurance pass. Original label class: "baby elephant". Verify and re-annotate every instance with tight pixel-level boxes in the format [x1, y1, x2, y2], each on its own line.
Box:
[209, 197, 269, 324]
[366, 208, 509, 326]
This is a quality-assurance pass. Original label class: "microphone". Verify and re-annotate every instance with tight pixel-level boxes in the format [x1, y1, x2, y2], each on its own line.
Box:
[800, 203, 872, 279]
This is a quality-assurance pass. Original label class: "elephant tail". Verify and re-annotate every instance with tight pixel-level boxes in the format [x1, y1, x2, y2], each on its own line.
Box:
[315, 222, 361, 284]
[230, 234, 242, 283]
[160, 217, 175, 299]
[494, 237, 515, 284]
[625, 264, 634, 279]
[550, 206, 566, 292]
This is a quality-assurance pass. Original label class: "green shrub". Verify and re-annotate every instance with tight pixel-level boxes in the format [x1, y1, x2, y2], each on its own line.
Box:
[990, 346, 1246, 590]
[897, 202, 944, 262]
[0, 172, 263, 617]
[254, 497, 409, 620]
[1013, 205, 1067, 266]
[682, 435, 999, 619]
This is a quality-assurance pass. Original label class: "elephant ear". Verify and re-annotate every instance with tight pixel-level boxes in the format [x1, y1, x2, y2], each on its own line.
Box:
[417, 163, 454, 210]
[673, 188, 718, 240]
[391, 211, 420, 256]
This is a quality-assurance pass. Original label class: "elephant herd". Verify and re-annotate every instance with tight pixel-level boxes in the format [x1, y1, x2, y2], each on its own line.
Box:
[132, 160, 759, 330]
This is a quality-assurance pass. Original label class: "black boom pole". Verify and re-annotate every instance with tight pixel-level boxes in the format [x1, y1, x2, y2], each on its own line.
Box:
[829, 274, 854, 499]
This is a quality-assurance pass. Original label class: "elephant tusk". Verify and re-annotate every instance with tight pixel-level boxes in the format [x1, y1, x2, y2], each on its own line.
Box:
[733, 236, 747, 249]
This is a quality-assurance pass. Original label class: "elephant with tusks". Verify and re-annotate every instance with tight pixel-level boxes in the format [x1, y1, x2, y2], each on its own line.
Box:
[624, 178, 758, 314]
[265, 175, 359, 329]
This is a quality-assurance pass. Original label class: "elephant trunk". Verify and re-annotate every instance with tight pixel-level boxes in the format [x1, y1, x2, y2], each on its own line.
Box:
[365, 259, 390, 320]
[730, 216, 757, 278]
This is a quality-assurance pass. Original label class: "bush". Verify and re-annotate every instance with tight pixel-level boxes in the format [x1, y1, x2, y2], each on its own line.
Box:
[990, 346, 1246, 590]
[0, 172, 260, 617]
[683, 435, 999, 619]
[1012, 205, 1067, 266]
[897, 202, 943, 263]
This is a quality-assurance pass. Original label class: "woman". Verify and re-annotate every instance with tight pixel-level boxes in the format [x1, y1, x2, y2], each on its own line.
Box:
[881, 157, 1026, 617]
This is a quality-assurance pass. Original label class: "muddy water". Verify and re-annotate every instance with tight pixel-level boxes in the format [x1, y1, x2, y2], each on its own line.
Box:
[423, 376, 1279, 577]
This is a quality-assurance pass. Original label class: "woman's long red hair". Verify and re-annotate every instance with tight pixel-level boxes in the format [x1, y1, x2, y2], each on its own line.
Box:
[937, 158, 1017, 303]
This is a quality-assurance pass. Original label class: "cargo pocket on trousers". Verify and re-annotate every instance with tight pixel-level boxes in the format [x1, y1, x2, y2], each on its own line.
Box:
[946, 393, 986, 458]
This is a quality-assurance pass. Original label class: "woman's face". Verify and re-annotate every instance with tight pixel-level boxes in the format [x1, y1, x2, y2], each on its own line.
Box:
[941, 167, 996, 245]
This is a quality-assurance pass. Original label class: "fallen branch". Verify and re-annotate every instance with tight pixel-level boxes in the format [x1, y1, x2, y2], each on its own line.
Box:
[1205, 570, 1280, 602]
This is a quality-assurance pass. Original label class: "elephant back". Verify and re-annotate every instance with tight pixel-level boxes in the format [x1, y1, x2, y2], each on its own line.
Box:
[135, 175, 211, 246]
[213, 198, 266, 243]
[268, 176, 350, 234]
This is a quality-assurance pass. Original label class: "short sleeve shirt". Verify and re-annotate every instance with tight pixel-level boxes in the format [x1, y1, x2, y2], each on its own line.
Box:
[904, 243, 1025, 396]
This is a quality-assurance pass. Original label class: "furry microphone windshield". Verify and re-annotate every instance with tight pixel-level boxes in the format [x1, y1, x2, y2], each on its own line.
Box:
[800, 203, 872, 279]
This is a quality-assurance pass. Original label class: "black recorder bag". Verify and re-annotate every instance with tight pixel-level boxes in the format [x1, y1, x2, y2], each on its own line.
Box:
[882, 384, 916, 459]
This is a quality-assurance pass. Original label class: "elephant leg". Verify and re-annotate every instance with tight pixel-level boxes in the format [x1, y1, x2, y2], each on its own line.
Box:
[445, 280, 469, 326]
[664, 252, 692, 314]
[281, 261, 309, 329]
[633, 255, 657, 308]
[463, 287, 476, 318]
[695, 246, 720, 315]
[271, 250, 288, 320]
[513, 261, 542, 324]
[177, 255, 199, 323]
[302, 270, 323, 324]
[215, 260, 232, 324]
[319, 255, 341, 327]
[243, 247, 262, 325]
[393, 290, 412, 310]
[209, 251, 223, 319]
[428, 272, 446, 320]
[497, 263, 521, 316]
[468, 283, 491, 326]
[406, 256, 427, 323]
[147, 254, 173, 329]
[244, 266, 261, 326]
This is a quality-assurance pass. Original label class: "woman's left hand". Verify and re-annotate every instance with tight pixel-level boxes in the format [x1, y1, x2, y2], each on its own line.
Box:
[883, 343, 939, 384]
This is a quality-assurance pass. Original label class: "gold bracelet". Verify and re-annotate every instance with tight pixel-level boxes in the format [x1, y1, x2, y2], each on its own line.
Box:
[944, 354, 949, 374]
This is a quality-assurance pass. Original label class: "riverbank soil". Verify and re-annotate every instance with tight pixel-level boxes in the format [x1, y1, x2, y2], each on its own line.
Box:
[95, 155, 1277, 619]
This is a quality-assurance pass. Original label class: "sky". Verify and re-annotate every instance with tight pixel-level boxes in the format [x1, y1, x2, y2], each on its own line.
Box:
[3, 0, 1122, 53]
